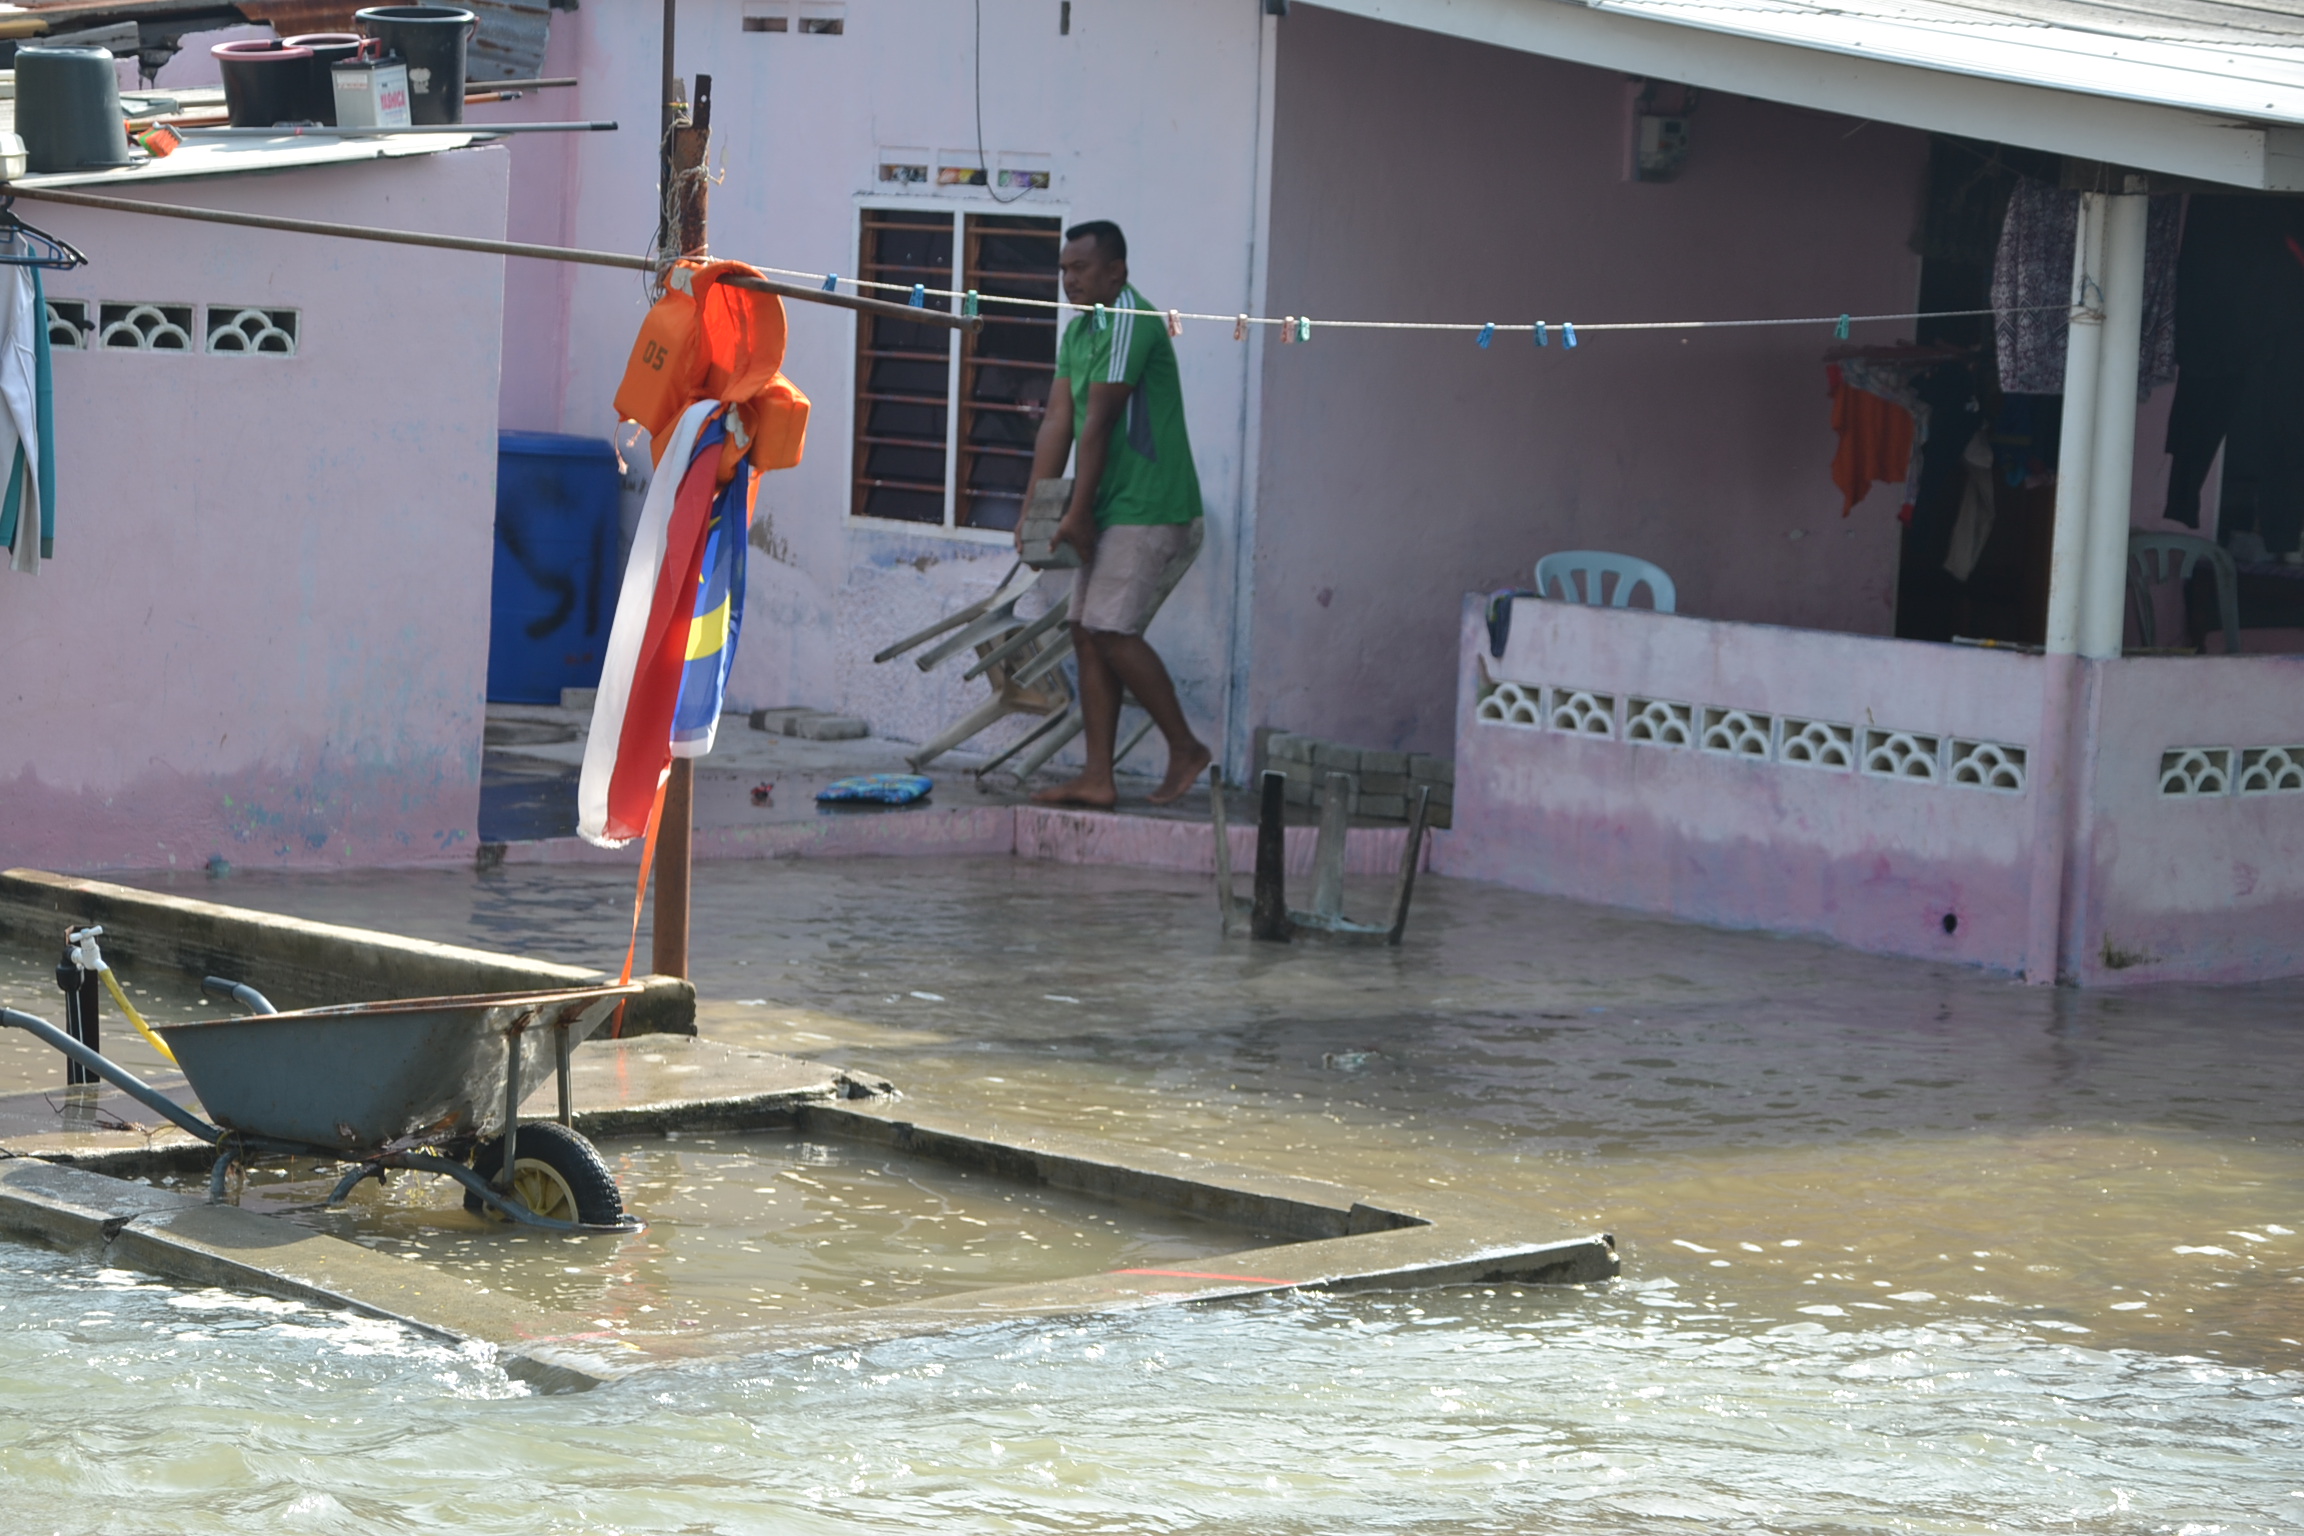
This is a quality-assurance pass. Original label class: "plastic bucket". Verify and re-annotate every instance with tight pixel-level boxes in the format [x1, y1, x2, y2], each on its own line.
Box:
[212, 39, 318, 127]
[15, 45, 134, 171]
[353, 6, 474, 125]
[488, 432, 622, 705]
[283, 33, 377, 126]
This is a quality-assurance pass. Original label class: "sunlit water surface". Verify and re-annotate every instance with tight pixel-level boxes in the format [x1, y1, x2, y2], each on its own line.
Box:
[1, 857, 2299, 1529]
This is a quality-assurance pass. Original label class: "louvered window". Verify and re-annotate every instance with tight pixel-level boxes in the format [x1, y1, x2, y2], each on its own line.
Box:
[852, 207, 1062, 532]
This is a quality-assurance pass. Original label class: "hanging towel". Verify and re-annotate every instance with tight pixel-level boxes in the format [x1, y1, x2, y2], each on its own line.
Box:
[1992, 181, 2180, 398]
[1828, 363, 1916, 516]
[0, 250, 54, 573]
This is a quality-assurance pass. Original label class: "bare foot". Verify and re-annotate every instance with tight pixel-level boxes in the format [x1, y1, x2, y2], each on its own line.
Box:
[1032, 774, 1118, 809]
[1147, 739, 1214, 805]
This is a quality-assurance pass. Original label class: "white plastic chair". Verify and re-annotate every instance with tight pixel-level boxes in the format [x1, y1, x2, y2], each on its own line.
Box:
[1534, 551, 1676, 613]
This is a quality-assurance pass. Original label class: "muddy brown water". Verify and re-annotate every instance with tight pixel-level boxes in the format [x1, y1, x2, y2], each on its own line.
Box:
[3, 856, 2299, 1531]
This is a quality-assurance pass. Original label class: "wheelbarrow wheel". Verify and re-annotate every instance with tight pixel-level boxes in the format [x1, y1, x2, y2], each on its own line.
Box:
[465, 1122, 625, 1227]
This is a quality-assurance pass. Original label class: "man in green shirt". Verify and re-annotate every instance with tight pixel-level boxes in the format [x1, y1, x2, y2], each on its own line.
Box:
[1024, 220, 1209, 808]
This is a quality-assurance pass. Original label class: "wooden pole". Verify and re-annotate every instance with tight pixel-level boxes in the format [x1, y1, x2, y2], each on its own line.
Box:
[649, 56, 710, 982]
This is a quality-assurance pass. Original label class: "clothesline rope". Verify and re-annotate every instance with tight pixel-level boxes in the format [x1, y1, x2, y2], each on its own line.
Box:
[765, 263, 2068, 336]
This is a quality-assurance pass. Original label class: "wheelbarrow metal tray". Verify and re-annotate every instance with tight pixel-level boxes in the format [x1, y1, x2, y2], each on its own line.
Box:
[151, 985, 637, 1155]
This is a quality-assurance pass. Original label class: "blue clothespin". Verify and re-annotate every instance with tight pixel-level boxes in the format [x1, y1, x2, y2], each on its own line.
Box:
[1563, 322, 1578, 349]
[1296, 316, 1312, 342]
[1095, 303, 1108, 331]
[1834, 313, 1851, 340]
[909, 283, 926, 308]
[822, 272, 839, 292]
[964, 289, 980, 318]
[1477, 322, 1495, 350]
[1534, 321, 1549, 348]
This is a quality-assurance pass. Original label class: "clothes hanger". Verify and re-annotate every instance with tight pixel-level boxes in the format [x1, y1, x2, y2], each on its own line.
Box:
[0, 199, 87, 270]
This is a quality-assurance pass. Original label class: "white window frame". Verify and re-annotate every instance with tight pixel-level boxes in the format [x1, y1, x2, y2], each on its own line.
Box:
[846, 197, 1070, 543]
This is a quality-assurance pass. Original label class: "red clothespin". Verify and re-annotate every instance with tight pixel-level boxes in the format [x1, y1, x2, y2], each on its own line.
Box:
[1166, 309, 1182, 338]
[1234, 314, 1248, 341]
[1281, 316, 1296, 344]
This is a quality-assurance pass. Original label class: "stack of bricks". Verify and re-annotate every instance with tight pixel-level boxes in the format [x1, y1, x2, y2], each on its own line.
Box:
[1262, 733, 1454, 828]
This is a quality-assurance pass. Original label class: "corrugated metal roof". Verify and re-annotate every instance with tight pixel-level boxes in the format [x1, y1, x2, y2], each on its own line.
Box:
[1577, 0, 2304, 124]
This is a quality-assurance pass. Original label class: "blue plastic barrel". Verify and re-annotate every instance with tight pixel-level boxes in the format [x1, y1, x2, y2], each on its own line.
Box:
[486, 431, 622, 705]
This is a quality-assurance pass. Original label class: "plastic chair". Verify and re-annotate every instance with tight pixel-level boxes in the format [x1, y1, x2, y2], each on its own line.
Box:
[2128, 532, 2240, 655]
[1534, 551, 1676, 613]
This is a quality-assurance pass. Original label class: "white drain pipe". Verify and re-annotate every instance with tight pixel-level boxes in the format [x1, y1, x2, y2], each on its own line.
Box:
[2078, 187, 2152, 659]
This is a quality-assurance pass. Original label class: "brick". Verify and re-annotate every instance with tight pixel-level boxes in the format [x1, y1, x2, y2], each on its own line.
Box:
[791, 714, 869, 741]
[1311, 741, 1361, 771]
[1312, 770, 1359, 800]
[1410, 754, 1455, 784]
[751, 706, 816, 733]
[1283, 777, 1316, 807]
[1282, 759, 1316, 783]
[1357, 771, 1409, 796]
[1266, 733, 1312, 764]
[1427, 801, 1454, 830]
[1356, 793, 1408, 820]
[1358, 748, 1410, 776]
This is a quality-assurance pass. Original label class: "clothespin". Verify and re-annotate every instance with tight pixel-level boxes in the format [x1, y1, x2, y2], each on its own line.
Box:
[964, 289, 980, 318]
[1563, 322, 1578, 349]
[1477, 322, 1495, 350]
[1095, 303, 1108, 331]
[1234, 314, 1248, 341]
[1834, 313, 1851, 340]
[1166, 309, 1182, 338]
[1534, 322, 1549, 348]
[822, 272, 839, 292]
[909, 283, 926, 308]
[1281, 315, 1295, 344]
[1296, 316, 1312, 343]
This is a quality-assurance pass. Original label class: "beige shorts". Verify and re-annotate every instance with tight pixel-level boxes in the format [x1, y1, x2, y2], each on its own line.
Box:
[1072, 520, 1202, 635]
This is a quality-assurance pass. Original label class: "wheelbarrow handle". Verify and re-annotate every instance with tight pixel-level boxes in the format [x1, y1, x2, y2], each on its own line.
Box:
[0, 1007, 223, 1145]
[200, 976, 277, 1014]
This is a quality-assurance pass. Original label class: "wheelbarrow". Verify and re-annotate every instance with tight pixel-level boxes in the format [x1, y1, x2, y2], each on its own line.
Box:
[0, 981, 646, 1234]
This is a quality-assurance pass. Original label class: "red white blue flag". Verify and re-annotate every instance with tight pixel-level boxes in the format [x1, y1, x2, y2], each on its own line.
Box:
[579, 400, 754, 846]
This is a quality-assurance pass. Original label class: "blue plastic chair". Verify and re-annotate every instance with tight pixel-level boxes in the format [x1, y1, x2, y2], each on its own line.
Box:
[1534, 551, 1676, 613]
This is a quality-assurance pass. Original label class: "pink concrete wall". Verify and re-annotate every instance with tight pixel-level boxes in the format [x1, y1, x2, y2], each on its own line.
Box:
[0, 149, 512, 872]
[2068, 654, 2304, 983]
[1439, 596, 2051, 972]
[1251, 8, 1929, 755]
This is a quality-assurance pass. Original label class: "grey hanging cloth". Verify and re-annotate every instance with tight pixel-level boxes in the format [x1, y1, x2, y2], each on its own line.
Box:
[1991, 181, 2179, 399]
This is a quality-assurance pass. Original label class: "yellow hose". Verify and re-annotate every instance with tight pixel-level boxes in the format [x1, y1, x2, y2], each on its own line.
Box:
[98, 967, 178, 1067]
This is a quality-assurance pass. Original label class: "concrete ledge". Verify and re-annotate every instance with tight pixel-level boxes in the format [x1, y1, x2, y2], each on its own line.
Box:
[0, 868, 694, 1035]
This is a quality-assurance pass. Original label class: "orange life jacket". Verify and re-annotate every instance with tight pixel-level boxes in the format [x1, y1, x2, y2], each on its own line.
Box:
[614, 259, 811, 481]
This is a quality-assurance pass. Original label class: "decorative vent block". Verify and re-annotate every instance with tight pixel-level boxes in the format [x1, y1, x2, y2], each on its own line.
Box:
[98, 302, 195, 351]
[1862, 729, 1941, 783]
[1476, 681, 1542, 728]
[1626, 698, 1693, 748]
[1948, 740, 2026, 793]
[1700, 707, 1771, 759]
[2159, 747, 2231, 798]
[44, 299, 87, 350]
[1779, 718, 1855, 770]
[1549, 688, 1615, 737]
[2240, 746, 2304, 795]
[205, 306, 298, 356]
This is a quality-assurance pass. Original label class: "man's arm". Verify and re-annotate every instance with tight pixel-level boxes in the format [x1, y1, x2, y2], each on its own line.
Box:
[1057, 381, 1131, 557]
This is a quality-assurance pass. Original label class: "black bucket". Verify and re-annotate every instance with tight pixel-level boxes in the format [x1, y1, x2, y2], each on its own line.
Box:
[213, 38, 319, 127]
[284, 34, 378, 126]
[15, 45, 135, 171]
[353, 6, 474, 125]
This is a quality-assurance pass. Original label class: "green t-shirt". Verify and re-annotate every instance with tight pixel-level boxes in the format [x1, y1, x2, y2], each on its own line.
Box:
[1057, 284, 1203, 527]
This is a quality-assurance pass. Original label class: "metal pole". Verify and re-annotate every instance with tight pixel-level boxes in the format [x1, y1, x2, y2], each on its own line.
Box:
[649, 60, 712, 984]
[2078, 186, 2150, 661]
[658, 0, 678, 263]
[554, 1020, 573, 1127]
[5, 186, 979, 331]
[54, 943, 97, 1086]
[2044, 194, 2106, 657]
[496, 1025, 523, 1193]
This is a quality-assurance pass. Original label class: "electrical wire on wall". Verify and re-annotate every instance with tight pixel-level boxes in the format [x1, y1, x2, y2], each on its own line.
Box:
[975, 0, 1029, 206]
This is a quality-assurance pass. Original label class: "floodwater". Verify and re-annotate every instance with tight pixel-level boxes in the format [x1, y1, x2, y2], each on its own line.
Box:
[239, 1128, 1280, 1326]
[4, 855, 2302, 1531]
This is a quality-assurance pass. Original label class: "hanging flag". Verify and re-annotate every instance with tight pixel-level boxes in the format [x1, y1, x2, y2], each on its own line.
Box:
[580, 259, 812, 847]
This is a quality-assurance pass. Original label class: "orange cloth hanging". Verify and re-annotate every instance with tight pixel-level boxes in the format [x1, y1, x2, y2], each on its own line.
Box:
[615, 259, 811, 482]
[1827, 363, 1915, 516]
